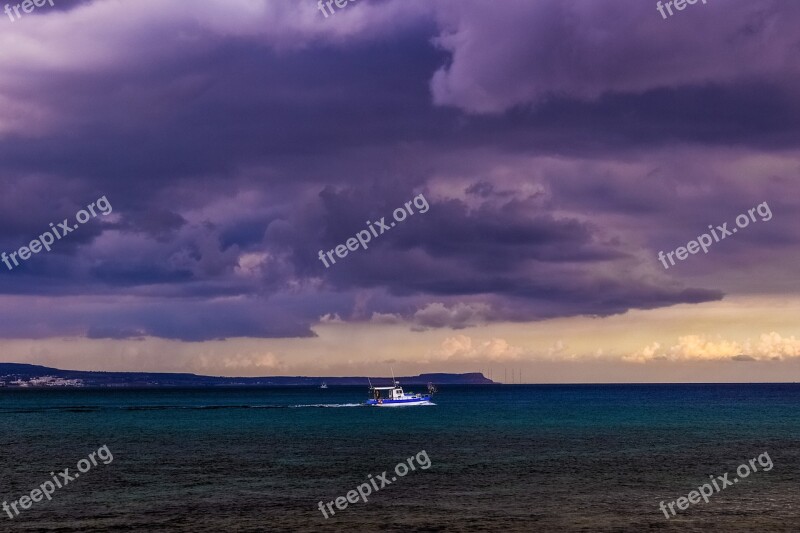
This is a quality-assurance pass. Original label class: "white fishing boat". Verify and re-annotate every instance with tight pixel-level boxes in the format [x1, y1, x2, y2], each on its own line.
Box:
[365, 371, 436, 406]
[320, 382, 328, 389]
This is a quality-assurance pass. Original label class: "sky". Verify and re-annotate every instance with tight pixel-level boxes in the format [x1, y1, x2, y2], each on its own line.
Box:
[1, 0, 799, 382]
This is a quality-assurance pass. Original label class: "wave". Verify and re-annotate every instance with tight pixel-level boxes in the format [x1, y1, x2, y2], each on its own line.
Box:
[288, 403, 365, 408]
[0, 402, 367, 413]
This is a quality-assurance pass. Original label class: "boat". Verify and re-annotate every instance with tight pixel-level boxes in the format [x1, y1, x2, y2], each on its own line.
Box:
[365, 372, 436, 406]
[320, 382, 328, 389]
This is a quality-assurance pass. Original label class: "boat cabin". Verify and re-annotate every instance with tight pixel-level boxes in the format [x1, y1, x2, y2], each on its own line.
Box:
[371, 385, 404, 400]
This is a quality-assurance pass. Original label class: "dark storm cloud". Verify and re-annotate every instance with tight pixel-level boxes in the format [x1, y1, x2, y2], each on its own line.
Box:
[108, 210, 187, 241]
[86, 326, 147, 340]
[0, 294, 324, 340]
[295, 181, 725, 327]
[0, 0, 797, 339]
[430, 0, 800, 113]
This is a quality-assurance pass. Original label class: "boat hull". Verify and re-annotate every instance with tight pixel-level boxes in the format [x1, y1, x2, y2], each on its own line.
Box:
[365, 396, 434, 407]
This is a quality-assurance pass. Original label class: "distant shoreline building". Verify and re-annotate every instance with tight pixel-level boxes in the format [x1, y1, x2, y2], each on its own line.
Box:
[0, 375, 84, 387]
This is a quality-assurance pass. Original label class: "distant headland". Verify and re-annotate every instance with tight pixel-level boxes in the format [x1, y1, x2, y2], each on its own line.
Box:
[0, 363, 495, 388]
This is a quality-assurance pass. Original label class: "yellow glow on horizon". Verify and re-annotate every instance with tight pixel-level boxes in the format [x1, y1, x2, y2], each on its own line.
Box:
[2, 295, 799, 383]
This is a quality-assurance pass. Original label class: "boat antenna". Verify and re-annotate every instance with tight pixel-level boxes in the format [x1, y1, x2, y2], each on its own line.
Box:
[367, 376, 373, 389]
[391, 366, 397, 386]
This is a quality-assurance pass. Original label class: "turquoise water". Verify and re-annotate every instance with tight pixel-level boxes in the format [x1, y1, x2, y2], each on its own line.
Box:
[2, 384, 799, 531]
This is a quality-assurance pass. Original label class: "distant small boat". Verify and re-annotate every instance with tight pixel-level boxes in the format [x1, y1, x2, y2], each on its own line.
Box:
[320, 382, 328, 389]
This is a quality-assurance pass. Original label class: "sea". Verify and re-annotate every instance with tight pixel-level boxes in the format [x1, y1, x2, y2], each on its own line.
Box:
[1, 384, 799, 532]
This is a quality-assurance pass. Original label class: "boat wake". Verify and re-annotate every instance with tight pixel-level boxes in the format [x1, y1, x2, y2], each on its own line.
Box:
[288, 403, 364, 408]
[0, 403, 367, 413]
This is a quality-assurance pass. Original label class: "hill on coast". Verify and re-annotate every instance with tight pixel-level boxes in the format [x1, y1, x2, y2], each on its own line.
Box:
[0, 363, 494, 387]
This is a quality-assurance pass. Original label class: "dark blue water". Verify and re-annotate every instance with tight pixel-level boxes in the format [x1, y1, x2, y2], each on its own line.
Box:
[2, 384, 799, 531]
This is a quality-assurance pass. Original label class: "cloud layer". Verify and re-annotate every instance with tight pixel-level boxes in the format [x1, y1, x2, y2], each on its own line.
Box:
[0, 0, 798, 346]
[627, 332, 800, 362]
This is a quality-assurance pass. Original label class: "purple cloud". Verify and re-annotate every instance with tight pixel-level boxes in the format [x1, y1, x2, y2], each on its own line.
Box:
[0, 0, 796, 341]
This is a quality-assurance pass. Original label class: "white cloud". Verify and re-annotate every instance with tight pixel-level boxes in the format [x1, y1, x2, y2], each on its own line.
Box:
[319, 313, 344, 324]
[370, 312, 403, 324]
[234, 252, 269, 278]
[626, 332, 800, 362]
[413, 302, 491, 329]
[748, 332, 800, 359]
[430, 334, 522, 361]
[218, 352, 282, 370]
